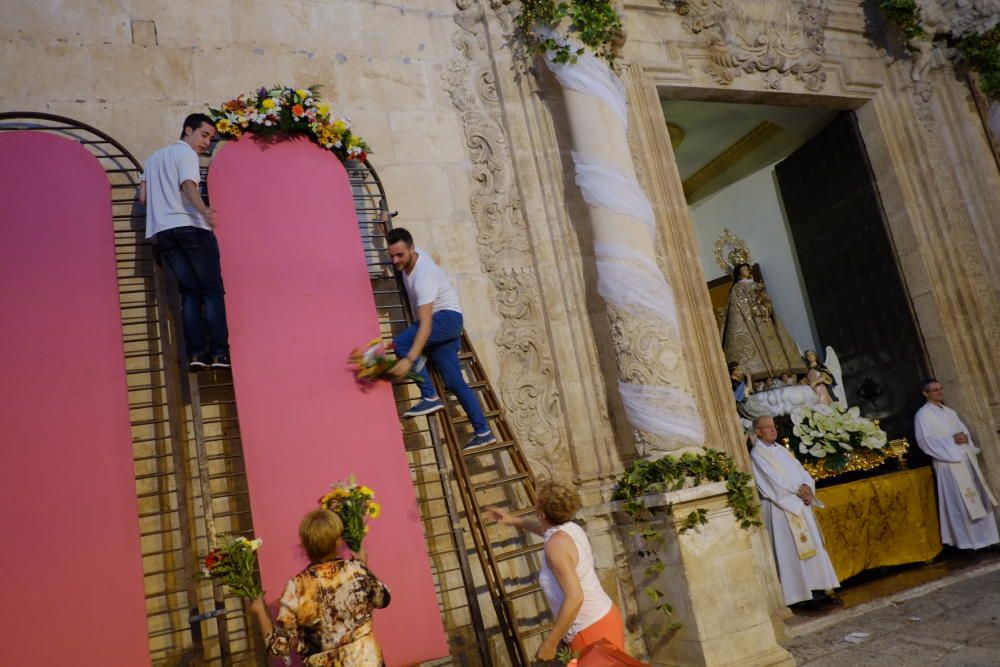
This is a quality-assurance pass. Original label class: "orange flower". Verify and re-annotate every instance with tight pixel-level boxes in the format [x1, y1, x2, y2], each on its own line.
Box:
[292, 104, 305, 117]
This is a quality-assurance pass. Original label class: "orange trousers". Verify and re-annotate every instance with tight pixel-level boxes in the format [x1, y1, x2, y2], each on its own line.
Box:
[569, 604, 625, 653]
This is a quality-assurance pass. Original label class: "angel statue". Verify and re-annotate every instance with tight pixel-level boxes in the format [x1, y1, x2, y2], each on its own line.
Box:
[801, 347, 846, 405]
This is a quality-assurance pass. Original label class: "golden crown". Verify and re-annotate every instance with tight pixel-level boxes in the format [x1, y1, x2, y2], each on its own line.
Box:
[714, 229, 753, 274]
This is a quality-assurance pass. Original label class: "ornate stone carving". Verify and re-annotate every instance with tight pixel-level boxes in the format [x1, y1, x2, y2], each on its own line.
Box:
[443, 0, 568, 472]
[677, 0, 830, 91]
[606, 304, 698, 455]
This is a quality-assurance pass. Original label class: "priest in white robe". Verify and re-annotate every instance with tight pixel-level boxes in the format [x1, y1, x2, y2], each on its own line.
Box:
[750, 415, 840, 607]
[914, 379, 999, 550]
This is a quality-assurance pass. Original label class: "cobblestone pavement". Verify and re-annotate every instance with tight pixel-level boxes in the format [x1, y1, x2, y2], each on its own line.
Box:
[784, 563, 1000, 666]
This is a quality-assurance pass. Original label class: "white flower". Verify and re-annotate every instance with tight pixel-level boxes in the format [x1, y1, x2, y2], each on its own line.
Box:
[809, 444, 828, 458]
[248, 538, 263, 551]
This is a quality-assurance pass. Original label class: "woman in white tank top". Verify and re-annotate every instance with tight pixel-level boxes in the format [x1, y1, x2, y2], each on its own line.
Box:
[486, 480, 625, 661]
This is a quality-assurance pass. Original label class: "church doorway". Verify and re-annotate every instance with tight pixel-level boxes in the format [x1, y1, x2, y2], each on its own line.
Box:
[660, 97, 988, 619]
[663, 99, 930, 446]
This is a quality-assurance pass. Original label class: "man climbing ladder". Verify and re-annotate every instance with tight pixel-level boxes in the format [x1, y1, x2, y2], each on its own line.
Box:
[387, 227, 496, 449]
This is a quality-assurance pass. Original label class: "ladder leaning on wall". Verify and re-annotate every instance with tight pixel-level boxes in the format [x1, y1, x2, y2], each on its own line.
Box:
[347, 161, 554, 667]
[0, 111, 556, 666]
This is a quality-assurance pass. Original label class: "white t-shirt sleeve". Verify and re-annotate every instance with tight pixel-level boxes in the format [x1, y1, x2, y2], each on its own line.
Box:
[178, 146, 201, 186]
[411, 269, 440, 308]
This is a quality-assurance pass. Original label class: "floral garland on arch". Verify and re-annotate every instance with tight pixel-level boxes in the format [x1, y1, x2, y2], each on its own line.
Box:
[209, 85, 370, 161]
[789, 403, 888, 471]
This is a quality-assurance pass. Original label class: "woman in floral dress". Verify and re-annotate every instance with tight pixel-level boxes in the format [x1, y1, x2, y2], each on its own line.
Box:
[248, 509, 390, 666]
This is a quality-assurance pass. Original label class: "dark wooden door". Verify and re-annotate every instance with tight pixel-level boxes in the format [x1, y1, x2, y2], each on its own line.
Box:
[775, 111, 928, 445]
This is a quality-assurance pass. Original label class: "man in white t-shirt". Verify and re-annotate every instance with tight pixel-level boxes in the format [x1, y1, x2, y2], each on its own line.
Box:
[138, 114, 230, 371]
[386, 227, 495, 449]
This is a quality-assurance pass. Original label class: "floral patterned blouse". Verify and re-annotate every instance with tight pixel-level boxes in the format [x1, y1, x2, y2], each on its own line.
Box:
[266, 559, 391, 667]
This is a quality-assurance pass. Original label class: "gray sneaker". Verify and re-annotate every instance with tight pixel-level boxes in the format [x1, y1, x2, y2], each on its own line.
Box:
[402, 398, 445, 418]
[464, 431, 497, 450]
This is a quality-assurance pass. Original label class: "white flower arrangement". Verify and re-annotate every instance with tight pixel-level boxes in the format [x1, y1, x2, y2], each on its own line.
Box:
[790, 403, 887, 470]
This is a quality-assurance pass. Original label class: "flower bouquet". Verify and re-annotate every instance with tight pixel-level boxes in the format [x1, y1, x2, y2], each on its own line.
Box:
[349, 337, 423, 384]
[202, 534, 264, 599]
[789, 403, 888, 471]
[319, 475, 381, 552]
[209, 85, 370, 162]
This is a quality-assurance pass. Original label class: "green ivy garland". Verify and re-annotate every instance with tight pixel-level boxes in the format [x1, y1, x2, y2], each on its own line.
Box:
[514, 0, 624, 64]
[877, 0, 926, 40]
[611, 450, 761, 630]
[957, 26, 1000, 100]
[877, 1, 1000, 99]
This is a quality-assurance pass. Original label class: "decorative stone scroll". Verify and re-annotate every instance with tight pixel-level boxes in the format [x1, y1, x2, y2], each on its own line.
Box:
[675, 0, 830, 91]
[442, 0, 570, 472]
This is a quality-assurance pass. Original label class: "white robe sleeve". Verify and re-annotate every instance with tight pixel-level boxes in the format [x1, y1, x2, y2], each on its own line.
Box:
[954, 415, 982, 456]
[914, 411, 964, 463]
[751, 449, 806, 515]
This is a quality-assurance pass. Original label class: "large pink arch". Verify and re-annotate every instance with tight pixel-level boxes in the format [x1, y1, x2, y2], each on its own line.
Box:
[208, 137, 448, 665]
[0, 131, 150, 665]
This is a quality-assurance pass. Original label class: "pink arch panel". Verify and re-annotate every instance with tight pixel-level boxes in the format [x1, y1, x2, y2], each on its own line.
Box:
[208, 137, 448, 666]
[0, 132, 150, 665]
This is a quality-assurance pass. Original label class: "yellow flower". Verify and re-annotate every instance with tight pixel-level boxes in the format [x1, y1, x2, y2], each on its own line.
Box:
[332, 119, 347, 134]
[359, 485, 375, 498]
[367, 502, 381, 518]
[316, 102, 330, 118]
[216, 118, 234, 134]
[262, 98, 276, 110]
[296, 88, 309, 102]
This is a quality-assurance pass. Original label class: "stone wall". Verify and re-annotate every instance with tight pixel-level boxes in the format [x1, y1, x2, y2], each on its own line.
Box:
[1, 0, 504, 397]
[6, 0, 1000, 661]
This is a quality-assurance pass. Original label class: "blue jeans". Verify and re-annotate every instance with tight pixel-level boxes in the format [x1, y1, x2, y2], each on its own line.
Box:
[156, 226, 230, 358]
[394, 310, 489, 434]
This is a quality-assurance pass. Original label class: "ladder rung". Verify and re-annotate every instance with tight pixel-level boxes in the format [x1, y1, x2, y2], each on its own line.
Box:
[506, 583, 542, 600]
[494, 543, 544, 562]
[519, 623, 554, 639]
[472, 472, 529, 492]
[462, 439, 515, 456]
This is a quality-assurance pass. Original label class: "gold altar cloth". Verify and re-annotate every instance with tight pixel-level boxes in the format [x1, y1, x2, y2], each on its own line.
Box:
[814, 467, 941, 582]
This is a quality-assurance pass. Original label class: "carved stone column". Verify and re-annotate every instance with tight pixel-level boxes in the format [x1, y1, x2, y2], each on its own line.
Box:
[542, 41, 706, 457]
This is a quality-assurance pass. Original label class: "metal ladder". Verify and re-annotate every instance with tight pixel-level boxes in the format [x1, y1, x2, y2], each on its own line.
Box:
[347, 162, 553, 666]
[0, 112, 552, 665]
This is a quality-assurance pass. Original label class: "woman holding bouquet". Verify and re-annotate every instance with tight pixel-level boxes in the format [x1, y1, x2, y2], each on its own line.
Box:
[486, 480, 625, 661]
[248, 509, 390, 666]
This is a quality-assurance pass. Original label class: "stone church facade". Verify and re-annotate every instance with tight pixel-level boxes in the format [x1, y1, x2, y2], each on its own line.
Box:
[4, 0, 998, 663]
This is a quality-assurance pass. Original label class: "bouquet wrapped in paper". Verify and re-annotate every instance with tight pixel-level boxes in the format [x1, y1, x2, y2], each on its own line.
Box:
[202, 534, 264, 599]
[319, 475, 381, 552]
[349, 338, 423, 384]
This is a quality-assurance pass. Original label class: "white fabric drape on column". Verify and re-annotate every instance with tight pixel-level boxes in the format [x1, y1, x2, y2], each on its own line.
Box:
[540, 28, 705, 451]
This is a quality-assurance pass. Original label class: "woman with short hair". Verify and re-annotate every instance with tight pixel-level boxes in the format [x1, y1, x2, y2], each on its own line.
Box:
[487, 480, 625, 661]
[248, 509, 390, 666]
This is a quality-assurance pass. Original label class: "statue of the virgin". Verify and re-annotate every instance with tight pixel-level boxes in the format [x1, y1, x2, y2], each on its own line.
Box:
[720, 263, 805, 380]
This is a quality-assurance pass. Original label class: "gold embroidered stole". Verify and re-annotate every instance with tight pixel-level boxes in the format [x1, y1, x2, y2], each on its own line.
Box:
[756, 444, 817, 560]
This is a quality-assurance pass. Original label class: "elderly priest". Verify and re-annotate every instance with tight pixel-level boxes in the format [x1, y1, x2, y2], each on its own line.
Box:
[914, 379, 999, 550]
[750, 415, 841, 608]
